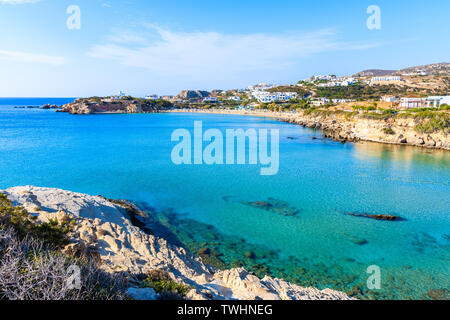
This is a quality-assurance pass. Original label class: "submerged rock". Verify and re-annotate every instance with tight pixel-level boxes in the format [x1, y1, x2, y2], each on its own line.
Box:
[344, 233, 368, 246]
[427, 289, 450, 300]
[242, 198, 300, 217]
[223, 196, 300, 217]
[347, 212, 405, 221]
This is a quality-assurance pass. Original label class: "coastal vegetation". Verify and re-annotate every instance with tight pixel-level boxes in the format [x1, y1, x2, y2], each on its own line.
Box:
[315, 84, 448, 100]
[0, 193, 73, 248]
[266, 86, 312, 98]
[0, 193, 126, 300]
[414, 112, 450, 134]
[142, 269, 191, 300]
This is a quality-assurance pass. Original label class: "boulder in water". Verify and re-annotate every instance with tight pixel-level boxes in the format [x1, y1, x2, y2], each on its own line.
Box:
[347, 212, 405, 221]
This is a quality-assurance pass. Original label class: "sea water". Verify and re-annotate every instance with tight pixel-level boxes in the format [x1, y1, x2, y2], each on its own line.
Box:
[0, 99, 448, 299]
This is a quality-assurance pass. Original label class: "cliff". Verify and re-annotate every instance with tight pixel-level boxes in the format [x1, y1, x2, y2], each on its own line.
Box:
[1, 186, 353, 301]
[177, 90, 210, 99]
[280, 111, 450, 150]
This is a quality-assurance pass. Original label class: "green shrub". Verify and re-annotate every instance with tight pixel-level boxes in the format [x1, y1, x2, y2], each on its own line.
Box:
[0, 227, 126, 300]
[382, 127, 395, 135]
[414, 113, 450, 134]
[382, 109, 397, 115]
[362, 112, 393, 120]
[142, 269, 190, 299]
[0, 193, 73, 248]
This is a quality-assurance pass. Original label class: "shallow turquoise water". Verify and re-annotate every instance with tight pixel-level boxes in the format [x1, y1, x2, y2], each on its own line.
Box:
[0, 102, 449, 299]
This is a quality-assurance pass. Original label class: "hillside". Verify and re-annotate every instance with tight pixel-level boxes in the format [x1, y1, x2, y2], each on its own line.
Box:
[353, 69, 397, 77]
[354, 63, 450, 77]
[398, 62, 450, 75]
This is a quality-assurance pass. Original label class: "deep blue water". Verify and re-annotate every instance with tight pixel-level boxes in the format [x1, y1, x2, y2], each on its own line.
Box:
[0, 97, 76, 107]
[0, 99, 449, 299]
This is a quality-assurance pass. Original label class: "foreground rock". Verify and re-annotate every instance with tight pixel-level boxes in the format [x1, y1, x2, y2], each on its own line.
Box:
[1, 186, 353, 300]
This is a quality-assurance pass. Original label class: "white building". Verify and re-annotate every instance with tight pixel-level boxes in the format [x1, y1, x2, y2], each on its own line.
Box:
[316, 77, 356, 87]
[331, 99, 355, 104]
[402, 70, 428, 76]
[311, 75, 336, 82]
[247, 83, 276, 92]
[426, 96, 450, 107]
[381, 96, 399, 103]
[203, 97, 219, 103]
[228, 96, 241, 102]
[252, 91, 298, 103]
[145, 94, 160, 100]
[371, 76, 402, 83]
[400, 96, 450, 109]
[310, 98, 330, 106]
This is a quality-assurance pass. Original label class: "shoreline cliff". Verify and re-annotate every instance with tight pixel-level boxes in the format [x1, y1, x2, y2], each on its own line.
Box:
[1, 186, 353, 301]
[166, 109, 450, 151]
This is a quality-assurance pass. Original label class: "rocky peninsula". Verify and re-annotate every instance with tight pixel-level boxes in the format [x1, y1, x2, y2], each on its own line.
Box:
[1, 186, 353, 300]
[60, 97, 174, 114]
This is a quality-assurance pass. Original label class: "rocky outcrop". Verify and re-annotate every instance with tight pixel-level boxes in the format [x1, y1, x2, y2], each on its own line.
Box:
[41, 104, 60, 110]
[1, 186, 353, 301]
[60, 98, 173, 115]
[347, 212, 405, 221]
[177, 90, 210, 99]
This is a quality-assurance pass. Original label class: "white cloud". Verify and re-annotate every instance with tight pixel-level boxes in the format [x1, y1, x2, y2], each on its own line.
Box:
[0, 0, 40, 4]
[0, 49, 65, 65]
[88, 25, 379, 78]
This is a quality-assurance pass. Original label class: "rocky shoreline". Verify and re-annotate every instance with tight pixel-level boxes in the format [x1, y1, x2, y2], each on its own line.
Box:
[166, 109, 450, 151]
[281, 113, 450, 150]
[1, 186, 353, 300]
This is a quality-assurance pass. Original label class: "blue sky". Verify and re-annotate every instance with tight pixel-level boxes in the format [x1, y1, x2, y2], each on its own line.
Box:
[0, 0, 448, 97]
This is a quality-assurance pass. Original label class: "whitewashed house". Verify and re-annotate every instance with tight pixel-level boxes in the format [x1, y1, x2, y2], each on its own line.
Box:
[252, 91, 298, 103]
[203, 97, 219, 103]
[371, 76, 402, 83]
[381, 96, 399, 103]
[400, 96, 450, 109]
[145, 94, 160, 100]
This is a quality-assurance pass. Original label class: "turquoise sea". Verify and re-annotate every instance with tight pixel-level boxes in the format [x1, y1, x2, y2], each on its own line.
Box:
[0, 98, 449, 299]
